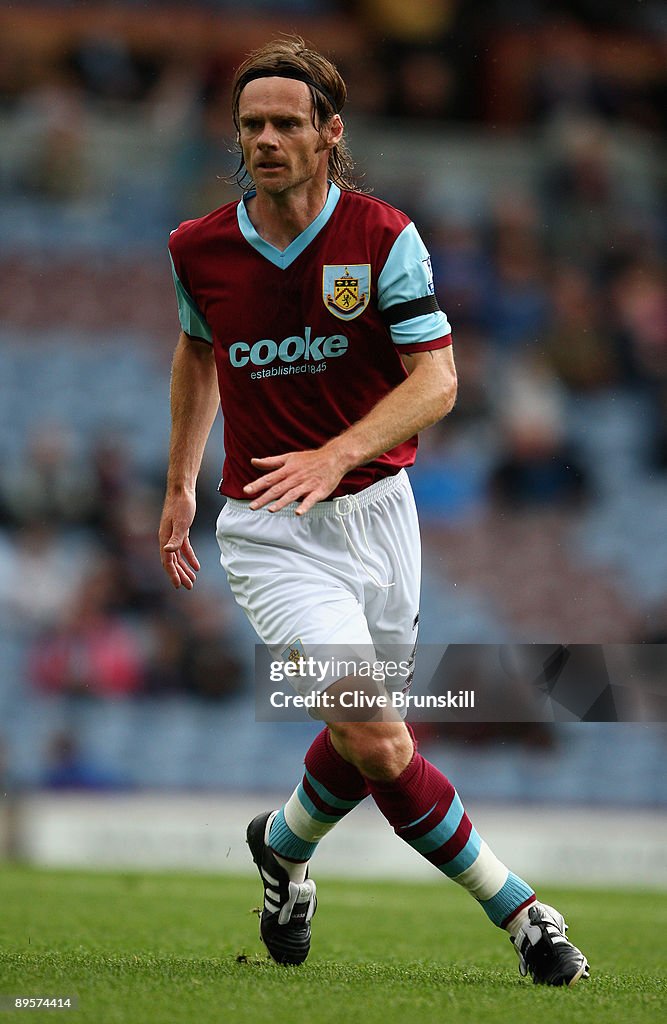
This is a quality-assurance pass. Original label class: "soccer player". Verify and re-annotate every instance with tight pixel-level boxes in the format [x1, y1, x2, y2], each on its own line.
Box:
[159, 37, 589, 986]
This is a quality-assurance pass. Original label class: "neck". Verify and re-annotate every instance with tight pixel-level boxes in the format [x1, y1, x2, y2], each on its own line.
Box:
[246, 178, 331, 251]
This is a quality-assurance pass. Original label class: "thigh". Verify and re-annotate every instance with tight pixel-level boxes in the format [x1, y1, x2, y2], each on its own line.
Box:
[357, 473, 421, 706]
[363, 472, 421, 653]
[216, 503, 375, 694]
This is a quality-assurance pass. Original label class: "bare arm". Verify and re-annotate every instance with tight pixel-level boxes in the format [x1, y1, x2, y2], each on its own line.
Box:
[159, 331, 219, 589]
[244, 344, 457, 515]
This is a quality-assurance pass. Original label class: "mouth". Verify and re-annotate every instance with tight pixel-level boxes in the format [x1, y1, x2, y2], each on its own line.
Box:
[256, 161, 285, 171]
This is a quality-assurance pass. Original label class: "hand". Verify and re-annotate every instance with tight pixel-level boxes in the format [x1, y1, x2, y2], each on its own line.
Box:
[243, 446, 348, 515]
[159, 490, 200, 589]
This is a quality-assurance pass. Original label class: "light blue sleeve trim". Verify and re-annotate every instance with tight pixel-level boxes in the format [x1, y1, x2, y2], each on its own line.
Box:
[378, 223, 451, 346]
[169, 254, 213, 343]
[391, 312, 451, 346]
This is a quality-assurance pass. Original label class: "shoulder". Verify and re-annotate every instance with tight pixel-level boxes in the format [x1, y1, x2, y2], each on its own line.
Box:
[337, 189, 412, 235]
[169, 200, 239, 259]
[335, 191, 413, 270]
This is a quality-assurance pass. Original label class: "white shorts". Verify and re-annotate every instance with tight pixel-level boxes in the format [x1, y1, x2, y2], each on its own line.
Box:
[216, 469, 420, 696]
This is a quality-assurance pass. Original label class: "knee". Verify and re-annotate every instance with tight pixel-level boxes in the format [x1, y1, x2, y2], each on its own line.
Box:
[329, 722, 413, 781]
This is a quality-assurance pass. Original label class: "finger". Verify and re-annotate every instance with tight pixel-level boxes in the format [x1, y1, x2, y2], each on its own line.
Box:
[243, 473, 290, 501]
[176, 553, 197, 583]
[181, 535, 200, 571]
[162, 553, 183, 589]
[248, 490, 279, 510]
[249, 476, 304, 509]
[243, 468, 288, 495]
[162, 547, 196, 589]
[163, 533, 186, 553]
[163, 530, 199, 567]
[171, 553, 195, 589]
[176, 564, 195, 589]
[295, 489, 327, 516]
[268, 486, 309, 513]
[250, 455, 289, 468]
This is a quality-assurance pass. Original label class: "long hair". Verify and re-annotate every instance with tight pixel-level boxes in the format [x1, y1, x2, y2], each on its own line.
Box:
[229, 36, 359, 192]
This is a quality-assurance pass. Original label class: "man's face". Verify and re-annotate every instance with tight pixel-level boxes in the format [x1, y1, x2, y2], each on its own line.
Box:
[238, 77, 339, 196]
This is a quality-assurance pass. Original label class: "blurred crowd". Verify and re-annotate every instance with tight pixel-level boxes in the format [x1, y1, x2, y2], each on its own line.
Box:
[0, 1, 665, 717]
[0, 424, 244, 701]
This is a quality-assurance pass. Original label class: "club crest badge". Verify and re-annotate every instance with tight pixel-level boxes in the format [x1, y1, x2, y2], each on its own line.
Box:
[323, 264, 371, 320]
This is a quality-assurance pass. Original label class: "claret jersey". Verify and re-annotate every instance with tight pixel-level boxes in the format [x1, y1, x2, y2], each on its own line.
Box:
[168, 183, 451, 499]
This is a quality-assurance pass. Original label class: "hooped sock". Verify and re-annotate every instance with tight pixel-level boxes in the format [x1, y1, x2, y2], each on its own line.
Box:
[366, 731, 536, 928]
[268, 727, 370, 882]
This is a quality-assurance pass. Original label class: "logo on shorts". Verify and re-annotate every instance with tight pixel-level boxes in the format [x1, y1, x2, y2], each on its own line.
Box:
[323, 265, 371, 320]
[281, 638, 306, 667]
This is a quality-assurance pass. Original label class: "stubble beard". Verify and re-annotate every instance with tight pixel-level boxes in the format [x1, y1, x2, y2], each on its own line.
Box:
[251, 155, 320, 199]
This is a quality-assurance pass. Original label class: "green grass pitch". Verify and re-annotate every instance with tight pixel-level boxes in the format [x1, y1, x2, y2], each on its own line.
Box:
[0, 867, 665, 1024]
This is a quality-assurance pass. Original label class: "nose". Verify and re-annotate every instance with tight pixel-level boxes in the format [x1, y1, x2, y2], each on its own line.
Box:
[257, 122, 279, 149]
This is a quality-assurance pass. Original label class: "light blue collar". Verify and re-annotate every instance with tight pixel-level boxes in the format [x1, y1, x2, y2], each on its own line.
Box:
[237, 182, 341, 269]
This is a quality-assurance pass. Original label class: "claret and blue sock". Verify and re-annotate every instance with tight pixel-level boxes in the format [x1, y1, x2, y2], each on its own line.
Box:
[267, 726, 370, 883]
[267, 725, 536, 934]
[251, 723, 589, 981]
